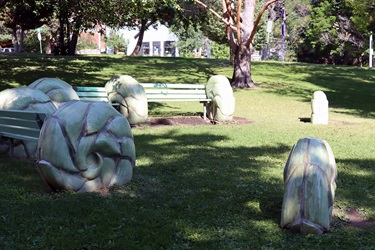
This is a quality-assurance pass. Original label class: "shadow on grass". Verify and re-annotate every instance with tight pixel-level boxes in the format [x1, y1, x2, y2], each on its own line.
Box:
[0, 55, 221, 91]
[1, 130, 374, 248]
[256, 62, 375, 118]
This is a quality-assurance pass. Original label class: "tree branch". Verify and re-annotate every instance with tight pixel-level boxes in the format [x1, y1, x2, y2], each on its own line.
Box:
[224, 0, 236, 23]
[236, 0, 243, 46]
[245, 0, 280, 48]
[195, 0, 237, 32]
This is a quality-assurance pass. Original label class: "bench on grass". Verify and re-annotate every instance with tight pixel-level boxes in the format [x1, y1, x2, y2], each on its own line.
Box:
[141, 83, 211, 119]
[0, 109, 48, 158]
[74, 84, 212, 119]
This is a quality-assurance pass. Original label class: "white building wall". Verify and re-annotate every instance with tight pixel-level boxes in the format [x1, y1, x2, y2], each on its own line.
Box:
[109, 23, 178, 56]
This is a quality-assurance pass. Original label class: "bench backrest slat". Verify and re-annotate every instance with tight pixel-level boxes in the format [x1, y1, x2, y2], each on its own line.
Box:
[141, 83, 205, 89]
[0, 126, 41, 141]
[0, 109, 48, 142]
[73, 86, 106, 92]
[144, 89, 206, 95]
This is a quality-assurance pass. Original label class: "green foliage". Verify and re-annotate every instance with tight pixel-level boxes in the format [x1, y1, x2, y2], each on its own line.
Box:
[170, 24, 205, 57]
[105, 30, 128, 54]
[0, 56, 375, 248]
[76, 34, 98, 51]
[210, 41, 229, 59]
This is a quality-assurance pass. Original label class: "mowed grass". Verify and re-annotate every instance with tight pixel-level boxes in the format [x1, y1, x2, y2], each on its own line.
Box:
[0, 54, 374, 249]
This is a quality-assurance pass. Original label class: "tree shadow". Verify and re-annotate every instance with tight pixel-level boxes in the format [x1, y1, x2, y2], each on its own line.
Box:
[0, 129, 374, 248]
[0, 56, 222, 91]
[256, 62, 375, 118]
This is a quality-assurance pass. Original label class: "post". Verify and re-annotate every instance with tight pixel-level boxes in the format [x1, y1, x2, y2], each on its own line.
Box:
[370, 32, 373, 68]
[281, 7, 286, 62]
[36, 28, 42, 54]
[266, 20, 273, 59]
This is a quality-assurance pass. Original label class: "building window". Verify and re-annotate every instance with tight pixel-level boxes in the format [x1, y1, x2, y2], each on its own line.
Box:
[141, 42, 150, 56]
[164, 41, 175, 57]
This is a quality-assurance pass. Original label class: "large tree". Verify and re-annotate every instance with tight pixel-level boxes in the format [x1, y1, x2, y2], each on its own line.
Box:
[196, 0, 279, 88]
[0, 0, 54, 52]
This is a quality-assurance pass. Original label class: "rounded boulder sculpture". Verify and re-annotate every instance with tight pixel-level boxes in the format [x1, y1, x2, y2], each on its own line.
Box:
[311, 90, 329, 125]
[28, 77, 79, 108]
[205, 75, 235, 122]
[281, 137, 337, 235]
[105, 75, 148, 125]
[0, 87, 57, 158]
[37, 100, 136, 192]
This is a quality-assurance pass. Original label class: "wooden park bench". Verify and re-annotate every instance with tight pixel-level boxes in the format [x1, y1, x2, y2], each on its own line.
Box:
[0, 109, 48, 158]
[74, 84, 212, 119]
[140, 83, 211, 119]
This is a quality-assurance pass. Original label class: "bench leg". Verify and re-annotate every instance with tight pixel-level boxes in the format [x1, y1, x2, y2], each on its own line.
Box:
[203, 103, 207, 121]
[9, 138, 14, 158]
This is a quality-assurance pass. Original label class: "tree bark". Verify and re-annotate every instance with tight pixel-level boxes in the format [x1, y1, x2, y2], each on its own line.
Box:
[131, 20, 147, 56]
[231, 45, 257, 88]
[12, 28, 19, 52]
[230, 0, 257, 88]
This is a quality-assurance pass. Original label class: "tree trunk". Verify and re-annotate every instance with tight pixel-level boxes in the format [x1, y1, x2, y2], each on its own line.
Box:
[68, 31, 78, 55]
[131, 21, 147, 56]
[12, 28, 19, 52]
[58, 16, 65, 54]
[19, 29, 24, 52]
[230, 0, 257, 88]
[231, 45, 257, 88]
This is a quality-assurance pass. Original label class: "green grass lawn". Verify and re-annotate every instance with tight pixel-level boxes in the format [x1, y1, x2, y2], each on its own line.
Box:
[0, 55, 374, 249]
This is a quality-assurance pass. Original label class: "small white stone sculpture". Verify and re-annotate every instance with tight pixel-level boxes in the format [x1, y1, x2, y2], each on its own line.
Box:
[311, 91, 328, 125]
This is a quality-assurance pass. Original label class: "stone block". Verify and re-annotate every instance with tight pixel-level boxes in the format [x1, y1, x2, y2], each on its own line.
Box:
[311, 91, 328, 124]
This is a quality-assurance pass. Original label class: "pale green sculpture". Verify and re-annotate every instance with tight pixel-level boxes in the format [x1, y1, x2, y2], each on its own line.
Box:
[37, 100, 136, 192]
[105, 75, 148, 125]
[311, 90, 329, 125]
[205, 75, 235, 122]
[281, 137, 337, 234]
[28, 77, 79, 108]
[0, 88, 57, 158]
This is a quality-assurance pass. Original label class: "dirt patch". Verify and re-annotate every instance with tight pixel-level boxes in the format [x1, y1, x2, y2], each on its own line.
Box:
[342, 209, 374, 229]
[132, 116, 252, 128]
[334, 207, 374, 229]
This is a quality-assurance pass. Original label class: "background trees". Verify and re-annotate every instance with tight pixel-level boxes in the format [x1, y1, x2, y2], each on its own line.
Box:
[1, 1, 375, 69]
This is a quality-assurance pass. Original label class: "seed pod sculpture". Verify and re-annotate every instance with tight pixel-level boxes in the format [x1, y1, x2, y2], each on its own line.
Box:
[36, 100, 136, 192]
[0, 88, 57, 158]
[205, 75, 235, 122]
[28, 77, 79, 108]
[105, 75, 148, 125]
[281, 137, 337, 234]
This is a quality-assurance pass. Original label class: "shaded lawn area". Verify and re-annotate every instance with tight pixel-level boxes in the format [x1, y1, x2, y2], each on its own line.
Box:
[0, 55, 374, 249]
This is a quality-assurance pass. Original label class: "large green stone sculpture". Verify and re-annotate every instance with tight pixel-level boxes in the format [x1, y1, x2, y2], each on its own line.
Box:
[37, 100, 136, 192]
[28, 77, 79, 108]
[281, 137, 337, 234]
[205, 75, 235, 122]
[105, 75, 148, 125]
[0, 88, 57, 158]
